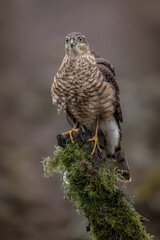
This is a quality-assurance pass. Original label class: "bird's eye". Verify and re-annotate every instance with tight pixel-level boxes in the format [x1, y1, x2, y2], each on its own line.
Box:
[65, 38, 69, 44]
[77, 37, 84, 42]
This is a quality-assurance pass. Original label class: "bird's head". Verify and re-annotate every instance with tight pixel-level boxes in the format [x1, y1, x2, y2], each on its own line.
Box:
[65, 32, 89, 57]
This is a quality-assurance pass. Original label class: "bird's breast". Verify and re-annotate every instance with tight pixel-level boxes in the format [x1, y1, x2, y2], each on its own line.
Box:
[51, 54, 116, 130]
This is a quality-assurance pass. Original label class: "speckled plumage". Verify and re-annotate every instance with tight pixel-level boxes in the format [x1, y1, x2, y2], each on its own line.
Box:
[51, 32, 130, 181]
[52, 53, 116, 131]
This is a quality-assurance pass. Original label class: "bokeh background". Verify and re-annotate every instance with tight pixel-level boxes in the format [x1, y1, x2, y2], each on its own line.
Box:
[0, 0, 160, 239]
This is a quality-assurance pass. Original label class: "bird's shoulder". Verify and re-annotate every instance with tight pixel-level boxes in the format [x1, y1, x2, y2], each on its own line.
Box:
[91, 49, 119, 92]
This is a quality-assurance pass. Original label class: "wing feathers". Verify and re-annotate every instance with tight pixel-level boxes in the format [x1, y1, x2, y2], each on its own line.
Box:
[92, 51, 123, 124]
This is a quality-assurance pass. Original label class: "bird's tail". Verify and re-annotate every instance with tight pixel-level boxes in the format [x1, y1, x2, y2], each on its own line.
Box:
[108, 146, 131, 182]
[98, 130, 131, 182]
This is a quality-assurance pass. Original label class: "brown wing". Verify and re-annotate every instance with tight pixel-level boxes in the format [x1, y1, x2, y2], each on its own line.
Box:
[91, 50, 123, 127]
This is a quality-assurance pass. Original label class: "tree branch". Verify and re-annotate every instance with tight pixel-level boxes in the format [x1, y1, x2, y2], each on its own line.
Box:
[42, 126, 153, 240]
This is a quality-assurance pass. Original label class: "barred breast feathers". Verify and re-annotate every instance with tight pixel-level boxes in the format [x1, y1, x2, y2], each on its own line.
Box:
[51, 52, 116, 121]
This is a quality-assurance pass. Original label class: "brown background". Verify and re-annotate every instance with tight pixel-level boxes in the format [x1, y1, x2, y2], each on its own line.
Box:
[0, 0, 160, 239]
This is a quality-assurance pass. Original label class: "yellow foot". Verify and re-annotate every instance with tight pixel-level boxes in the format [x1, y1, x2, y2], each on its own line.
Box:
[88, 135, 102, 155]
[62, 127, 78, 143]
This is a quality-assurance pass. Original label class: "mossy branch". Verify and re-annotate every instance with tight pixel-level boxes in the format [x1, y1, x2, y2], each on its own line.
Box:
[42, 127, 153, 240]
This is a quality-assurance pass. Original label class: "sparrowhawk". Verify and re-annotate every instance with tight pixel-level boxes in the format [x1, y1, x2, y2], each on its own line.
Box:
[51, 32, 130, 181]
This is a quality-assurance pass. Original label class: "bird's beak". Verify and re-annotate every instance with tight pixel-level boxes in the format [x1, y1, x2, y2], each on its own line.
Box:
[70, 39, 76, 48]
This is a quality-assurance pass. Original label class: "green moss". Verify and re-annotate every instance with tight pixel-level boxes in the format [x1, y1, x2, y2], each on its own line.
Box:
[42, 143, 153, 240]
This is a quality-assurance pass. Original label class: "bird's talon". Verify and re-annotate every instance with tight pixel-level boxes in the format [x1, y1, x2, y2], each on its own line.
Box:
[62, 127, 78, 143]
[88, 135, 102, 155]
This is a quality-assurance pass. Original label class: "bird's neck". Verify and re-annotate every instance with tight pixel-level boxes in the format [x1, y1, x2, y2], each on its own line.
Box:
[66, 51, 95, 65]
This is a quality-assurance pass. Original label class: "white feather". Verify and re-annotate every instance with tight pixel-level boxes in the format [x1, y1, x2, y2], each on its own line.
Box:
[99, 118, 120, 154]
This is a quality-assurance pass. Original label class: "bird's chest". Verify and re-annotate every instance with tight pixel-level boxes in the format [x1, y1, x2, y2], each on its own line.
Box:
[52, 55, 116, 130]
[62, 60, 100, 113]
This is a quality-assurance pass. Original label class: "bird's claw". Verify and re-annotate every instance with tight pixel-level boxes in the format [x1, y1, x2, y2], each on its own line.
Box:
[62, 127, 78, 143]
[88, 135, 102, 155]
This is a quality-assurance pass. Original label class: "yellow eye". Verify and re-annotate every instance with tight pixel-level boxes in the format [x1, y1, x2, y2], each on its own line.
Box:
[77, 37, 84, 42]
[65, 38, 69, 44]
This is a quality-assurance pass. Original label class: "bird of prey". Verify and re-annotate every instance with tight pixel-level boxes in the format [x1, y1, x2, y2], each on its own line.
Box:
[51, 32, 130, 181]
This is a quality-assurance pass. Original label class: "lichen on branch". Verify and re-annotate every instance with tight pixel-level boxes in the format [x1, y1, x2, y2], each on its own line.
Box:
[42, 127, 153, 240]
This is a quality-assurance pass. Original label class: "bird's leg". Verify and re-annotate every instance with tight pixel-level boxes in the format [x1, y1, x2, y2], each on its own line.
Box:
[62, 122, 78, 143]
[88, 119, 102, 155]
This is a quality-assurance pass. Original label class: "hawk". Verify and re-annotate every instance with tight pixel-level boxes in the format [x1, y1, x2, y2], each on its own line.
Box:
[51, 32, 130, 181]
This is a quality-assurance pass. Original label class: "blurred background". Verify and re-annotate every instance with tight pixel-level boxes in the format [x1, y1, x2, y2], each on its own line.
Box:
[0, 0, 160, 239]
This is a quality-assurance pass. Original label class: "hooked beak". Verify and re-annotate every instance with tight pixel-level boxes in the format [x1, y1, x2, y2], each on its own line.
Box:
[70, 39, 76, 48]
